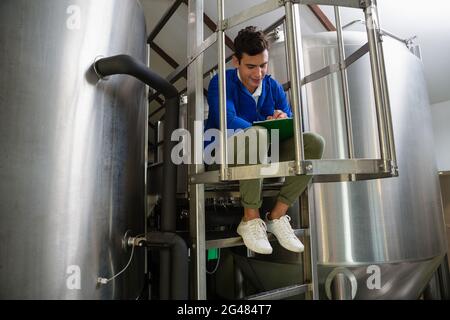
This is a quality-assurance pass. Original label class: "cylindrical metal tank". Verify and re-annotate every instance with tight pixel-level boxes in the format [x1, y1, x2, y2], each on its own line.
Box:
[268, 30, 447, 299]
[0, 0, 147, 299]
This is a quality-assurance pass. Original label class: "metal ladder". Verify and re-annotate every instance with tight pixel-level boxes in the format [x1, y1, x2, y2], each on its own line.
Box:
[186, 0, 396, 300]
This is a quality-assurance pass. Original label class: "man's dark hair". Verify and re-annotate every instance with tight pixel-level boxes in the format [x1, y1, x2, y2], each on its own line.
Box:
[233, 26, 269, 62]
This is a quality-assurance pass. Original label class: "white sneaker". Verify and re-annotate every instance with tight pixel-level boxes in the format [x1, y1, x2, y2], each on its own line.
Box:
[237, 218, 273, 254]
[265, 213, 304, 253]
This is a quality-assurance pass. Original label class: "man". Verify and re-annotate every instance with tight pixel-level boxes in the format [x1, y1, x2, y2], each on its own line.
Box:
[205, 26, 324, 254]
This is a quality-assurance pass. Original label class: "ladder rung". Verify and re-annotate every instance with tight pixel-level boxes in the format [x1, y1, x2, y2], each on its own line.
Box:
[206, 228, 308, 249]
[190, 159, 394, 184]
[245, 283, 311, 300]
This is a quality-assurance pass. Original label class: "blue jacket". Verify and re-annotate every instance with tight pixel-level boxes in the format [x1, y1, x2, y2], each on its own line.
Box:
[205, 69, 292, 133]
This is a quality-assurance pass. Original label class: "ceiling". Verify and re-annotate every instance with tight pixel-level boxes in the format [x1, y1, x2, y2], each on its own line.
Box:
[140, 0, 450, 111]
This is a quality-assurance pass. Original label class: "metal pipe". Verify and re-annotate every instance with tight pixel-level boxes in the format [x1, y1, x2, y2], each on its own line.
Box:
[94, 55, 178, 98]
[342, 19, 364, 29]
[363, 0, 390, 161]
[217, 0, 228, 180]
[334, 6, 354, 159]
[343, 19, 415, 50]
[234, 265, 245, 299]
[144, 44, 151, 282]
[284, 0, 305, 174]
[380, 29, 409, 45]
[158, 95, 180, 299]
[94, 54, 180, 300]
[331, 273, 353, 300]
[376, 35, 397, 166]
[373, 5, 397, 167]
[187, 0, 207, 300]
[139, 232, 189, 300]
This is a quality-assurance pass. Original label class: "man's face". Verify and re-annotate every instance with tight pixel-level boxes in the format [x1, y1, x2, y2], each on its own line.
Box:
[233, 50, 269, 93]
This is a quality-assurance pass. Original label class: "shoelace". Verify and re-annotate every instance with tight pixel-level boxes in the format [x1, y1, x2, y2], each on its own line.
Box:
[275, 215, 297, 240]
[248, 219, 268, 240]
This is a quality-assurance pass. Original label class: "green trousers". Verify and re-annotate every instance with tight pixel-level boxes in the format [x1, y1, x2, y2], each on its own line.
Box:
[224, 126, 325, 209]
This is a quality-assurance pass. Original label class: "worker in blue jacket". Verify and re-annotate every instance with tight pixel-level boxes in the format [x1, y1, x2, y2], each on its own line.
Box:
[205, 26, 324, 254]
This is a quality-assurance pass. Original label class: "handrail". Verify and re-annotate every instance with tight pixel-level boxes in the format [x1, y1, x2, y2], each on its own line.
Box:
[343, 19, 417, 47]
[187, 0, 397, 184]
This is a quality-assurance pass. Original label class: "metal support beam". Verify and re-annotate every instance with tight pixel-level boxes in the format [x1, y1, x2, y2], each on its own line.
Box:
[222, 0, 282, 31]
[308, 4, 335, 31]
[334, 6, 355, 159]
[150, 42, 179, 69]
[203, 13, 234, 51]
[298, 0, 367, 9]
[190, 159, 393, 184]
[284, 1, 306, 175]
[373, 4, 397, 167]
[187, 0, 207, 300]
[217, 0, 229, 181]
[363, 0, 390, 161]
[148, 0, 184, 43]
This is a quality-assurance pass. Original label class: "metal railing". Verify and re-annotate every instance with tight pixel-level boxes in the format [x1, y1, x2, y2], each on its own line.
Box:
[186, 0, 398, 299]
[187, 0, 397, 185]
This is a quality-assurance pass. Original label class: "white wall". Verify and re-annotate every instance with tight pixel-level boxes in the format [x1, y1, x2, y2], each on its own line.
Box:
[431, 100, 450, 171]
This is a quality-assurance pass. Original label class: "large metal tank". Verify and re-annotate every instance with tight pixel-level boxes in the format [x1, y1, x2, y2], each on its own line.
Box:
[268, 30, 447, 299]
[0, 0, 147, 299]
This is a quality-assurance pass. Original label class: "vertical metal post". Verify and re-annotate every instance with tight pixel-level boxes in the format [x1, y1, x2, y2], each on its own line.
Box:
[187, 0, 207, 299]
[144, 44, 150, 283]
[306, 186, 319, 299]
[372, 3, 397, 166]
[363, 0, 390, 161]
[284, 0, 305, 175]
[300, 191, 313, 299]
[217, 0, 228, 181]
[334, 6, 354, 159]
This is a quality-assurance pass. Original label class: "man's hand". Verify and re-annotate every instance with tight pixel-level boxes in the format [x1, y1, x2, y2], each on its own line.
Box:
[267, 109, 287, 120]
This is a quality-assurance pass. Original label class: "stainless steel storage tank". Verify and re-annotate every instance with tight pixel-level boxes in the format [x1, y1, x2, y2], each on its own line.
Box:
[268, 30, 447, 299]
[0, 0, 147, 299]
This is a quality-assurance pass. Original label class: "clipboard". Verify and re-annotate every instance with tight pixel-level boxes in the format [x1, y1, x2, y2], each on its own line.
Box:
[253, 118, 294, 141]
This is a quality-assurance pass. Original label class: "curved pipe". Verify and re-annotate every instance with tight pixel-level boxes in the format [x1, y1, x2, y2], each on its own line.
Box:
[94, 55, 180, 300]
[94, 54, 178, 98]
[142, 232, 189, 300]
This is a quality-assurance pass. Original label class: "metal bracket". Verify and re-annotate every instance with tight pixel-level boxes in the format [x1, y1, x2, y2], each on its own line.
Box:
[279, 0, 301, 5]
[390, 160, 399, 176]
[225, 168, 232, 181]
[218, 19, 228, 32]
[304, 162, 314, 174]
[377, 30, 384, 43]
[359, 0, 372, 9]
[93, 55, 110, 81]
[288, 162, 296, 174]
[126, 236, 148, 247]
[122, 230, 133, 251]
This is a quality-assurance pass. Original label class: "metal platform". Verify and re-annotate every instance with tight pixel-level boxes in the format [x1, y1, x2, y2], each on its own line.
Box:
[191, 159, 397, 184]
